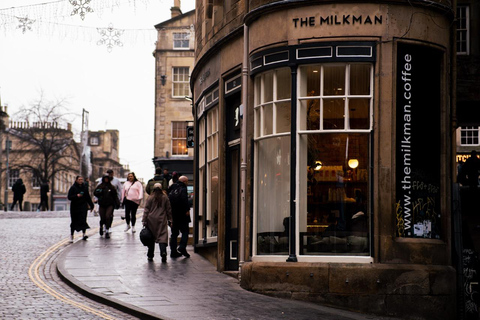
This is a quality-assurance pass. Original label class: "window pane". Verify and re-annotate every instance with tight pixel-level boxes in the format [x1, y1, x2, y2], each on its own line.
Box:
[263, 103, 273, 135]
[255, 108, 260, 138]
[209, 159, 219, 237]
[323, 65, 345, 96]
[306, 99, 320, 130]
[349, 99, 370, 129]
[299, 65, 320, 97]
[256, 136, 290, 255]
[300, 133, 369, 256]
[323, 98, 345, 129]
[350, 64, 371, 95]
[276, 101, 291, 133]
[263, 72, 274, 103]
[276, 68, 291, 100]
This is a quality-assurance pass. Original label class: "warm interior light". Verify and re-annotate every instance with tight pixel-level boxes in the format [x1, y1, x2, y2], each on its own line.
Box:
[348, 159, 359, 169]
[313, 70, 318, 73]
[314, 161, 323, 171]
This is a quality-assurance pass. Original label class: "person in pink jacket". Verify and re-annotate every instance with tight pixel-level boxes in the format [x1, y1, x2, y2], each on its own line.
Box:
[121, 172, 144, 233]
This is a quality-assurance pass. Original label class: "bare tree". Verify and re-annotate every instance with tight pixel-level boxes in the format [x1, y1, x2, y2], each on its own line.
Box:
[6, 94, 80, 209]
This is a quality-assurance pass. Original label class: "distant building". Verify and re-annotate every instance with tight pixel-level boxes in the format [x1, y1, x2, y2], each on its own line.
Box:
[0, 106, 80, 211]
[152, 0, 195, 182]
[455, 0, 480, 159]
[88, 129, 127, 180]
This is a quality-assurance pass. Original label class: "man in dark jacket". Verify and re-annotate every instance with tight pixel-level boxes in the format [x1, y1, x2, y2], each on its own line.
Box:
[37, 181, 50, 211]
[168, 176, 191, 258]
[11, 178, 26, 211]
[146, 167, 164, 195]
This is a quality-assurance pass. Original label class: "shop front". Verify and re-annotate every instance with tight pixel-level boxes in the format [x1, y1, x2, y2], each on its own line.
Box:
[192, 0, 456, 318]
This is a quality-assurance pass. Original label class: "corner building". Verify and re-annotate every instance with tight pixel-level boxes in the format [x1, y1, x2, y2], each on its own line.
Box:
[191, 0, 456, 318]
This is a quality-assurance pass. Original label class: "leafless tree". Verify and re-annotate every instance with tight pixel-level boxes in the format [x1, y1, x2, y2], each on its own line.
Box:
[6, 94, 80, 209]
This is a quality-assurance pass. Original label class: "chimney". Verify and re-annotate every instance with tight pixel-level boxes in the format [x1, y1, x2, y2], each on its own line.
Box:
[171, 0, 182, 18]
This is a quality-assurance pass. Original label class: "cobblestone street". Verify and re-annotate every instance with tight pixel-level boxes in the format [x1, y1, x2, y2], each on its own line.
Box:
[0, 210, 138, 319]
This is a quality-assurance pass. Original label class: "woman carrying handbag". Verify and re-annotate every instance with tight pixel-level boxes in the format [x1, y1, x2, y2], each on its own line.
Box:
[142, 183, 172, 262]
[121, 172, 144, 233]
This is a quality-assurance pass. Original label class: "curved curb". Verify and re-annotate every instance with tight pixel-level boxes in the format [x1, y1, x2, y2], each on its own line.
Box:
[56, 242, 167, 320]
[56, 216, 173, 320]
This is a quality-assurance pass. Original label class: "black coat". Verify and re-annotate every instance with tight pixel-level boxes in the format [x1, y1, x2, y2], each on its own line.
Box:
[94, 183, 119, 208]
[167, 181, 190, 225]
[12, 180, 26, 200]
[68, 182, 94, 232]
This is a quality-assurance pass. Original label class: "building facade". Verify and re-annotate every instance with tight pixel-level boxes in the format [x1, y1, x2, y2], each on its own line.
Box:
[191, 0, 456, 318]
[152, 0, 195, 181]
[88, 129, 126, 181]
[0, 107, 81, 211]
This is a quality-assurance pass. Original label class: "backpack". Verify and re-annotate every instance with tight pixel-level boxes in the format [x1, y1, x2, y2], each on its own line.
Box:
[168, 184, 182, 206]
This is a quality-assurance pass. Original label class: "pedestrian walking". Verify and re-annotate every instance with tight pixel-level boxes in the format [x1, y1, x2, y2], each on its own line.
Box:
[142, 183, 172, 262]
[94, 174, 120, 239]
[162, 168, 171, 190]
[168, 171, 179, 187]
[67, 176, 94, 242]
[37, 181, 49, 211]
[121, 172, 144, 233]
[10, 178, 26, 211]
[106, 169, 123, 203]
[145, 167, 164, 195]
[168, 175, 191, 258]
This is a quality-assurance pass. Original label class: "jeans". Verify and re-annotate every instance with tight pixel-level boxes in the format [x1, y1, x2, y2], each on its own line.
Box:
[170, 222, 189, 251]
[124, 199, 139, 226]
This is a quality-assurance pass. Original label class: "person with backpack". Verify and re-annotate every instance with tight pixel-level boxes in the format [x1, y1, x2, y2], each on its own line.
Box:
[94, 174, 119, 239]
[146, 167, 164, 195]
[167, 175, 191, 258]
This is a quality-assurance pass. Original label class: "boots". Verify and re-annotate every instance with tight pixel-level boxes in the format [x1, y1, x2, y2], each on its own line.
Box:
[160, 243, 167, 263]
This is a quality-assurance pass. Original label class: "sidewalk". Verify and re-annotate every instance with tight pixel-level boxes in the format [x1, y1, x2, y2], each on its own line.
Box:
[57, 218, 398, 320]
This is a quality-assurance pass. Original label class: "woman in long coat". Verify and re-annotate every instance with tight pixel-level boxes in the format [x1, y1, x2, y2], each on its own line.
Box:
[142, 183, 172, 262]
[67, 176, 94, 242]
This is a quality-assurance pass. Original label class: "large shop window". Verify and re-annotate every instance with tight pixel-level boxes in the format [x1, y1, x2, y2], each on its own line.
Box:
[198, 106, 219, 242]
[254, 68, 291, 255]
[254, 63, 372, 257]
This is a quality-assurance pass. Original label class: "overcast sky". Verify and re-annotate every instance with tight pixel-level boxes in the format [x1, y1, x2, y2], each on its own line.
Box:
[0, 0, 195, 181]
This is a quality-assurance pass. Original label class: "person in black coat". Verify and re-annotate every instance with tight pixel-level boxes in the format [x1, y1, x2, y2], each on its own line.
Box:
[167, 176, 191, 258]
[37, 181, 50, 211]
[94, 174, 119, 239]
[10, 178, 26, 211]
[68, 176, 94, 242]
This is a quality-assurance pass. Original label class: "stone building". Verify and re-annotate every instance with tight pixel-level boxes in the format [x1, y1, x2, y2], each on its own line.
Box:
[152, 0, 195, 181]
[0, 107, 81, 211]
[88, 129, 126, 181]
[190, 0, 456, 318]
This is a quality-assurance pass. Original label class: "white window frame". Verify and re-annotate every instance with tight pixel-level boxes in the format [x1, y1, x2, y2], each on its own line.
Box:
[171, 121, 189, 156]
[9, 169, 19, 188]
[172, 67, 190, 98]
[90, 136, 99, 146]
[252, 63, 374, 263]
[31, 171, 41, 189]
[460, 126, 480, 146]
[173, 32, 190, 49]
[206, 107, 219, 241]
[457, 5, 470, 55]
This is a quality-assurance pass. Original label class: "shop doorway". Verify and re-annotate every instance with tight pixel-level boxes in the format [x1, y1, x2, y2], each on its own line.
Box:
[226, 145, 240, 270]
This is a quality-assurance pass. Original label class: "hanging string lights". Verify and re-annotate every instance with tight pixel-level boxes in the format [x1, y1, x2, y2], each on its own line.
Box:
[0, 0, 160, 51]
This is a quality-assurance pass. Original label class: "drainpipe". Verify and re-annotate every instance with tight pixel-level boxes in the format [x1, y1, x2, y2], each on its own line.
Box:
[239, 23, 249, 280]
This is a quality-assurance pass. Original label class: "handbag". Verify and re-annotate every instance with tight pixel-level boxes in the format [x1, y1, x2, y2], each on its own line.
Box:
[139, 226, 154, 246]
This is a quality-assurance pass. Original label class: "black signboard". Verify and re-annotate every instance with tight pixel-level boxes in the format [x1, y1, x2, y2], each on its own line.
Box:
[395, 43, 442, 239]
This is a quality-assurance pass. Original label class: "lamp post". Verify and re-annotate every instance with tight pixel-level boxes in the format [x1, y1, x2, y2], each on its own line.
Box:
[4, 138, 11, 212]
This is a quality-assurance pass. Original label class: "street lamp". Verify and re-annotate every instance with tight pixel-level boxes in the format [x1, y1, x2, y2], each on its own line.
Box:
[4, 139, 11, 212]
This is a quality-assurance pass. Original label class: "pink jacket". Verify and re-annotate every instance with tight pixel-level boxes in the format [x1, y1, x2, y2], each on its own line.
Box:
[121, 180, 144, 205]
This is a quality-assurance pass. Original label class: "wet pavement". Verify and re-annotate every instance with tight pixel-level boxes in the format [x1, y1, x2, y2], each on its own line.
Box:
[57, 212, 399, 320]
